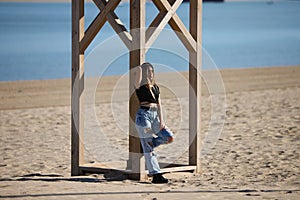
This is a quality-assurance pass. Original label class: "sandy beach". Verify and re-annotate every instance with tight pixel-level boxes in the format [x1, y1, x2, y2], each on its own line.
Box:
[0, 66, 300, 199]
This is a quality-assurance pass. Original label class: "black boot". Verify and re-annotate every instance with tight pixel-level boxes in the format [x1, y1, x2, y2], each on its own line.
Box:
[152, 173, 168, 184]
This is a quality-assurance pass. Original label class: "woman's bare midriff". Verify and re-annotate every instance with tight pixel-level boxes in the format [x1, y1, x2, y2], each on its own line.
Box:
[140, 102, 159, 107]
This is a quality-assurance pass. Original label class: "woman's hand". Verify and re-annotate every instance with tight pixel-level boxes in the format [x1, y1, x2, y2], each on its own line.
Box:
[160, 122, 165, 130]
[158, 97, 165, 130]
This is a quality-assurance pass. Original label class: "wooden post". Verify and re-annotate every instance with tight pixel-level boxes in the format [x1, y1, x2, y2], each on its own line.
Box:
[189, 0, 202, 173]
[128, 0, 146, 180]
[71, 0, 85, 176]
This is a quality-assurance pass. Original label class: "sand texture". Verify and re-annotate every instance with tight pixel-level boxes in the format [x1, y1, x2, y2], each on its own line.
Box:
[0, 66, 300, 199]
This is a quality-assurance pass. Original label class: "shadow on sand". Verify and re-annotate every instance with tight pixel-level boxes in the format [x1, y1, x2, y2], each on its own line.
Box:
[1, 173, 299, 198]
[0, 171, 129, 183]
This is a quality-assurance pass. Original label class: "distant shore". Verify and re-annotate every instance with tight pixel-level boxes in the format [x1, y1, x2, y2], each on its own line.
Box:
[0, 66, 299, 110]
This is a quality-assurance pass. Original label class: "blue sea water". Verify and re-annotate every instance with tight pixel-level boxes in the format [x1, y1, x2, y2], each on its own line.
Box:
[0, 1, 299, 81]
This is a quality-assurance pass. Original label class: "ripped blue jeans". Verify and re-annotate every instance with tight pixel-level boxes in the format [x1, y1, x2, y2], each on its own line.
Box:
[135, 107, 173, 175]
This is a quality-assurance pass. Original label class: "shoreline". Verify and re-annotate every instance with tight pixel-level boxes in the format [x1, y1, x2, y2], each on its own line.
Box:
[0, 65, 298, 84]
[0, 66, 299, 110]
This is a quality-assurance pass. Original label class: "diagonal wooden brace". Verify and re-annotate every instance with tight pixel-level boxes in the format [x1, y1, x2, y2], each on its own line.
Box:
[92, 0, 132, 50]
[152, 0, 197, 53]
[145, 0, 183, 51]
[79, 0, 121, 53]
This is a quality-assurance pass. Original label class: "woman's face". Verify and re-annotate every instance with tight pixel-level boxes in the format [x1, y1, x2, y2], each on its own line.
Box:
[147, 66, 154, 82]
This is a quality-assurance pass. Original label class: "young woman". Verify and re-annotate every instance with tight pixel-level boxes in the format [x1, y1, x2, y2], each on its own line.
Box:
[134, 62, 174, 184]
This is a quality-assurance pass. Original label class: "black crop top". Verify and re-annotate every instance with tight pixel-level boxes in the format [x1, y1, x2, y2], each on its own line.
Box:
[135, 84, 160, 104]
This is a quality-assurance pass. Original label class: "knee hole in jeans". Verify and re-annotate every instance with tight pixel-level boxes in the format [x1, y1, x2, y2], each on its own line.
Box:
[144, 127, 151, 134]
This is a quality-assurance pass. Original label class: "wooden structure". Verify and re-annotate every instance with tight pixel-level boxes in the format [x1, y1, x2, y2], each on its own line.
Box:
[71, 0, 202, 180]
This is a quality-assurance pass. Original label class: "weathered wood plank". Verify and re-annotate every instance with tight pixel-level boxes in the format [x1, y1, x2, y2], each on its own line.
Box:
[92, 0, 132, 50]
[146, 0, 183, 50]
[79, 0, 121, 53]
[80, 163, 196, 176]
[188, 0, 202, 173]
[152, 0, 197, 52]
[160, 166, 196, 173]
[71, 0, 85, 176]
[107, 14, 132, 50]
[128, 0, 146, 181]
[146, 12, 165, 48]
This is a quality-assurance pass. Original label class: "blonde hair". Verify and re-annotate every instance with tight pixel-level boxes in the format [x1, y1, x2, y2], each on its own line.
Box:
[140, 62, 155, 87]
[140, 62, 157, 100]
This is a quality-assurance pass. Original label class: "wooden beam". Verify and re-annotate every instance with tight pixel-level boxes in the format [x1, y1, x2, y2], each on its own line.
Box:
[145, 0, 183, 50]
[71, 0, 85, 176]
[79, 0, 121, 53]
[80, 163, 196, 175]
[160, 166, 196, 173]
[128, 0, 146, 181]
[145, 12, 165, 48]
[107, 14, 132, 50]
[92, 0, 132, 50]
[152, 0, 197, 52]
[188, 0, 202, 173]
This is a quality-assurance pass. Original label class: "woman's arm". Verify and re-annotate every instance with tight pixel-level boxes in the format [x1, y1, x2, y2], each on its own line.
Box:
[157, 96, 165, 130]
[158, 95, 174, 144]
[133, 66, 142, 89]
